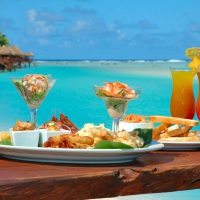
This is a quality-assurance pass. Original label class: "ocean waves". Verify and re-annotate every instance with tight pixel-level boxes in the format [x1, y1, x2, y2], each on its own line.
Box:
[34, 59, 188, 66]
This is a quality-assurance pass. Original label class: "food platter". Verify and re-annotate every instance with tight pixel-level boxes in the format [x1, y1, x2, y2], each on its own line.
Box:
[160, 141, 200, 150]
[0, 140, 164, 164]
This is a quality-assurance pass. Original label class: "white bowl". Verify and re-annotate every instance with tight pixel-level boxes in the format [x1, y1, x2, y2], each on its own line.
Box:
[11, 130, 40, 147]
[39, 129, 71, 147]
[118, 121, 154, 132]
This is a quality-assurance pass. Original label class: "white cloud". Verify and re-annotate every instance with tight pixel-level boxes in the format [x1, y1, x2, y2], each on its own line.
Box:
[26, 9, 57, 36]
[89, 39, 95, 45]
[129, 40, 137, 46]
[27, 9, 37, 23]
[188, 21, 200, 32]
[108, 24, 115, 31]
[38, 38, 49, 45]
[69, 19, 90, 32]
[117, 30, 126, 40]
[37, 12, 64, 22]
[137, 19, 157, 30]
[63, 6, 97, 17]
[61, 41, 72, 48]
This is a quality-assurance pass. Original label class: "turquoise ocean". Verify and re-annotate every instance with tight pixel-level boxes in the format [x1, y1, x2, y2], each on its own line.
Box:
[0, 59, 200, 130]
[0, 60, 200, 199]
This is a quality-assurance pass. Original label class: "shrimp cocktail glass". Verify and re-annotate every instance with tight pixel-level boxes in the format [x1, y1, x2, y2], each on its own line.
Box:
[10, 74, 57, 126]
[94, 82, 141, 132]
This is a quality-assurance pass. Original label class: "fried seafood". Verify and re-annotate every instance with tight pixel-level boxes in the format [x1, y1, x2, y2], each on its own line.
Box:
[43, 123, 144, 149]
[77, 123, 115, 146]
[39, 113, 79, 133]
[39, 121, 64, 131]
[59, 114, 79, 133]
[113, 130, 144, 148]
[13, 120, 35, 131]
[43, 133, 94, 149]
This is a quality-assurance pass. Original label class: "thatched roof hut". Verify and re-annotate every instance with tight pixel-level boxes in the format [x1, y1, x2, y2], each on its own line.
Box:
[10, 45, 24, 57]
[0, 45, 16, 56]
[25, 51, 34, 57]
[0, 45, 35, 71]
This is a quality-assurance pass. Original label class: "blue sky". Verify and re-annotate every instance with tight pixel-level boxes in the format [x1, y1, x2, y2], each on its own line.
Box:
[1, 0, 200, 60]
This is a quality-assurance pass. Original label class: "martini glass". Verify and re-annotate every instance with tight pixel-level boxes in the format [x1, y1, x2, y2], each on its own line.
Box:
[94, 84, 141, 132]
[10, 75, 57, 126]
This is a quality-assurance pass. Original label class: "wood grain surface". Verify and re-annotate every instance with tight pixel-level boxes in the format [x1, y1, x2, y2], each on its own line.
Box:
[0, 150, 200, 200]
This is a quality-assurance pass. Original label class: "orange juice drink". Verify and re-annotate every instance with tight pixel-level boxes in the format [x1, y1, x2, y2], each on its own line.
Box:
[170, 67, 195, 119]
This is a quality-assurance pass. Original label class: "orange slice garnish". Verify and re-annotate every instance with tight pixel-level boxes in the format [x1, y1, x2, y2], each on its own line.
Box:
[188, 56, 200, 69]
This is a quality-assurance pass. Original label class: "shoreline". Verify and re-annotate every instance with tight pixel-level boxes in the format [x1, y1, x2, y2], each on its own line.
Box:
[36, 60, 190, 78]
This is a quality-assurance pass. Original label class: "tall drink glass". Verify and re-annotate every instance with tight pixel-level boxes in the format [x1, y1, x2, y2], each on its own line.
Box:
[170, 67, 195, 119]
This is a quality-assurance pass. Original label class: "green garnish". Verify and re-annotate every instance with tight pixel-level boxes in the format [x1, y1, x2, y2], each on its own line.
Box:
[29, 90, 46, 102]
[94, 140, 133, 149]
[132, 128, 152, 148]
[95, 88, 108, 98]
[0, 140, 12, 146]
[117, 89, 125, 96]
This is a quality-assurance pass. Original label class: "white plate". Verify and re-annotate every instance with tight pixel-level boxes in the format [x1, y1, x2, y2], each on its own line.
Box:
[0, 141, 163, 164]
[160, 141, 200, 150]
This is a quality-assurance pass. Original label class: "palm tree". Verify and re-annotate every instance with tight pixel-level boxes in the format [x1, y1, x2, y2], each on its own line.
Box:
[0, 31, 9, 46]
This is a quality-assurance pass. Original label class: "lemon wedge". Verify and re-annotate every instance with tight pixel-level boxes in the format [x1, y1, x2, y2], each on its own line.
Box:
[188, 56, 200, 69]
[185, 47, 200, 60]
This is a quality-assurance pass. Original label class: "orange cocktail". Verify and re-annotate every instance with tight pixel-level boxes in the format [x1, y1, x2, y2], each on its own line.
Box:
[170, 67, 195, 119]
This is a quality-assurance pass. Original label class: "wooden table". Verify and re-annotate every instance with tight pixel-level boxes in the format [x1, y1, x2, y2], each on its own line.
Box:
[0, 150, 200, 200]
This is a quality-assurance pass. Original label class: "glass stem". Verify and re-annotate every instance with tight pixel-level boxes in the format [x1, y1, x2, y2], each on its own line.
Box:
[30, 108, 37, 125]
[112, 118, 120, 133]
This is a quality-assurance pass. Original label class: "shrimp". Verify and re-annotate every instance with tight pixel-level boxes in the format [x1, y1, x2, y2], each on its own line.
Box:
[22, 74, 49, 92]
[39, 113, 79, 132]
[99, 82, 135, 99]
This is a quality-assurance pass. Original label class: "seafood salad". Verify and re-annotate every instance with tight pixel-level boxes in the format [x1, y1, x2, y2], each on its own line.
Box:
[95, 82, 137, 99]
[94, 82, 140, 118]
[14, 74, 50, 109]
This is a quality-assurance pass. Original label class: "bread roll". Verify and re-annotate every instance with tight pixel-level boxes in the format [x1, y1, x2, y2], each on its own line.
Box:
[150, 116, 198, 126]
